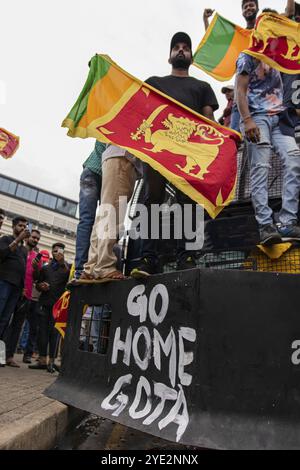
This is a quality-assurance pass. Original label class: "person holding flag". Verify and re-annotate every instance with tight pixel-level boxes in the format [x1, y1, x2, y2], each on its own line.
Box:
[131, 32, 219, 278]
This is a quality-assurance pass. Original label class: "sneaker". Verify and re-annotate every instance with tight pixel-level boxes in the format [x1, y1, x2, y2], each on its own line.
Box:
[6, 359, 20, 368]
[28, 362, 47, 370]
[278, 222, 300, 242]
[47, 362, 60, 374]
[259, 224, 282, 246]
[130, 258, 157, 279]
[176, 256, 196, 271]
[23, 355, 32, 364]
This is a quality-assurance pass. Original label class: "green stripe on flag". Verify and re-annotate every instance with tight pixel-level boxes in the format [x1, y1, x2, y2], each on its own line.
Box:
[67, 55, 110, 126]
[194, 15, 236, 72]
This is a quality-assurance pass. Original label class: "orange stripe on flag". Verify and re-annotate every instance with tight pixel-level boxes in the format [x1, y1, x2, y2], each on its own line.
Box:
[211, 29, 251, 80]
[78, 67, 133, 128]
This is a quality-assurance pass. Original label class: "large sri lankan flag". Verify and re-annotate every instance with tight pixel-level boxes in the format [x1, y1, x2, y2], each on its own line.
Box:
[63, 55, 241, 218]
[193, 13, 252, 81]
[0, 128, 19, 159]
[244, 13, 300, 73]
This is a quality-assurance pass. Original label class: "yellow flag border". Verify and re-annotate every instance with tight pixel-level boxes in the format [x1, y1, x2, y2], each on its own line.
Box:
[244, 50, 300, 74]
[54, 322, 66, 338]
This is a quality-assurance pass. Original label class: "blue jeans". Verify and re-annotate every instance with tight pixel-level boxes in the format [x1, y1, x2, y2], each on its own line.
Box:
[90, 305, 111, 353]
[230, 103, 241, 133]
[243, 114, 300, 227]
[0, 281, 21, 339]
[19, 320, 29, 350]
[81, 305, 111, 353]
[75, 168, 102, 277]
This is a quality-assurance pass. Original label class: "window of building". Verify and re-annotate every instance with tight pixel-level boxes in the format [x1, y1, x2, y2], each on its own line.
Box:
[36, 191, 57, 210]
[56, 198, 77, 217]
[16, 184, 37, 203]
[0, 176, 17, 195]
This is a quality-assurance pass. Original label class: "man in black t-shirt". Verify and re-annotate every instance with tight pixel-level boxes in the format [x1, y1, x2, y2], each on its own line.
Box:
[131, 32, 219, 278]
[0, 217, 29, 338]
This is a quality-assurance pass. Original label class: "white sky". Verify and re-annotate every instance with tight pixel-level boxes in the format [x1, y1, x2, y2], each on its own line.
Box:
[0, 0, 287, 202]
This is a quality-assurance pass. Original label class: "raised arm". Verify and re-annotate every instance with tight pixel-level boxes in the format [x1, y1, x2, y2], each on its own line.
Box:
[203, 8, 215, 30]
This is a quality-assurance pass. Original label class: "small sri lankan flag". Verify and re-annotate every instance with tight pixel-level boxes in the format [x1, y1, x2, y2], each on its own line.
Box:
[193, 13, 252, 81]
[62, 54, 241, 218]
[245, 13, 300, 74]
[53, 290, 70, 338]
[0, 128, 20, 159]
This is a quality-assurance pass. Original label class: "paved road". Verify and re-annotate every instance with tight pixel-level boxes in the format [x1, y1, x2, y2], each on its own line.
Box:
[0, 356, 198, 450]
[0, 354, 57, 426]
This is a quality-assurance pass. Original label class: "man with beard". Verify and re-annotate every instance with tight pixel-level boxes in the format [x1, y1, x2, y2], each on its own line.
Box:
[5, 229, 42, 367]
[0, 217, 29, 339]
[131, 32, 218, 278]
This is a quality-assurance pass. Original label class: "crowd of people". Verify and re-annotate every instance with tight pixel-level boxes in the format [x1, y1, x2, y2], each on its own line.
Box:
[0, 212, 70, 371]
[1, 0, 300, 365]
[73, 0, 300, 283]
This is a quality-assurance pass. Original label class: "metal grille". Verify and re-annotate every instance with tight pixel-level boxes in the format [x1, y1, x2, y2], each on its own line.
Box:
[163, 246, 300, 274]
[233, 144, 283, 202]
[79, 304, 111, 355]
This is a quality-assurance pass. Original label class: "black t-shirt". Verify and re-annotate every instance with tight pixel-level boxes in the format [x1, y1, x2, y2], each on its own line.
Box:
[282, 73, 300, 109]
[0, 235, 27, 287]
[145, 75, 219, 114]
[280, 73, 300, 136]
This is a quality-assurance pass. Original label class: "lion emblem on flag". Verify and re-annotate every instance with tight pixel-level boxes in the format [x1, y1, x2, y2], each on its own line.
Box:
[131, 105, 227, 180]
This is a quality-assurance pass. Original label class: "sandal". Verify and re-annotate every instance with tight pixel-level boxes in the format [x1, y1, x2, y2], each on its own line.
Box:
[97, 271, 126, 281]
[6, 359, 20, 368]
[77, 271, 126, 284]
[77, 272, 96, 284]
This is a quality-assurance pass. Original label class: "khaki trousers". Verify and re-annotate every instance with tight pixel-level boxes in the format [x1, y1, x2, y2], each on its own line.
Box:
[84, 157, 136, 277]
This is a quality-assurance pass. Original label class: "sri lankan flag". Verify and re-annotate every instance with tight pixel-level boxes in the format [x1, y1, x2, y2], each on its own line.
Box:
[0, 128, 19, 159]
[53, 290, 70, 338]
[63, 54, 241, 218]
[245, 13, 300, 73]
[193, 13, 252, 81]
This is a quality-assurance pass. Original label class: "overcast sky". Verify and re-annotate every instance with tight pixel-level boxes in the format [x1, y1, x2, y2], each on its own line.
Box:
[0, 0, 287, 202]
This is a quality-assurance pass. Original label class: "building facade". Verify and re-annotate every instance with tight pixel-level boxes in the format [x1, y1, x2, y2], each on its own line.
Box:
[0, 173, 78, 262]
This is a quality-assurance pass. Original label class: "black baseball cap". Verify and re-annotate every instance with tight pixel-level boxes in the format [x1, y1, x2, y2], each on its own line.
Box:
[170, 32, 192, 54]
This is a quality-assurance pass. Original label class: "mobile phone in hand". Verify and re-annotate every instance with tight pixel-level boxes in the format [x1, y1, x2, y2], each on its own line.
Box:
[35, 252, 42, 262]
